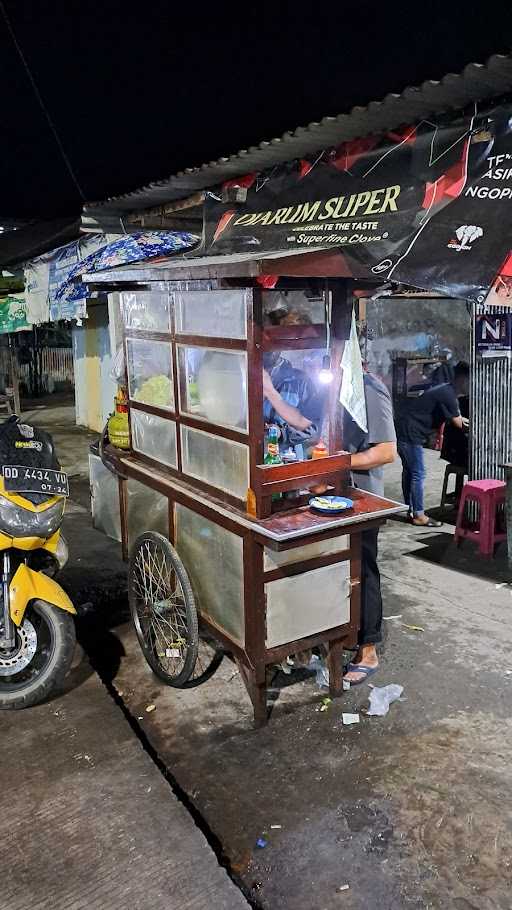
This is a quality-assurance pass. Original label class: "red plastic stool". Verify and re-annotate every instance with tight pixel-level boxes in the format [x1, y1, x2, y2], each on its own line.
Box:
[454, 480, 507, 557]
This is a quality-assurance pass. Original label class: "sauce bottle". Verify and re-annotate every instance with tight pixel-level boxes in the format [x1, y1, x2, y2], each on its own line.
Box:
[311, 441, 328, 459]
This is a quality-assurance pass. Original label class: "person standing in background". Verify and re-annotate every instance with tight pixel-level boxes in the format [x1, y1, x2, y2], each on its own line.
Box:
[394, 364, 468, 526]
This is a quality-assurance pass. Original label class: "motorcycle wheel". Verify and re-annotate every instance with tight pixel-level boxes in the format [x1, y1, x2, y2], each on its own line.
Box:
[0, 600, 76, 709]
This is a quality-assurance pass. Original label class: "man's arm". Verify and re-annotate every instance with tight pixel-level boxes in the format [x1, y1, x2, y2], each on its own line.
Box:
[350, 441, 397, 471]
[263, 369, 312, 432]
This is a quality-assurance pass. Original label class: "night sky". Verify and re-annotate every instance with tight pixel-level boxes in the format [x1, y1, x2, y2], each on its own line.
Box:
[2, 1, 512, 220]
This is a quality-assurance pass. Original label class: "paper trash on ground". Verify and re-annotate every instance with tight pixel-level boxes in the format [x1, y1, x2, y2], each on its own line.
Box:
[342, 713, 360, 725]
[366, 684, 404, 717]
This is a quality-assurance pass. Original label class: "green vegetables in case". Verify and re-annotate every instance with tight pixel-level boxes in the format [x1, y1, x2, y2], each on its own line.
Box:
[134, 374, 173, 408]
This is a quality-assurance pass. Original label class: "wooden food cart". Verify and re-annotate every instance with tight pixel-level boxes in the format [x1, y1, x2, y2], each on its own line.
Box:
[90, 253, 403, 726]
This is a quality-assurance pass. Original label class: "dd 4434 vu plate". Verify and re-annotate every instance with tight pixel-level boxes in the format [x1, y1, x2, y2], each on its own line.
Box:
[2, 465, 69, 497]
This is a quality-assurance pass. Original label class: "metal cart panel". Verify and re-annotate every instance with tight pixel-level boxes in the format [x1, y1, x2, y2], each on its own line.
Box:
[175, 503, 245, 646]
[265, 561, 351, 648]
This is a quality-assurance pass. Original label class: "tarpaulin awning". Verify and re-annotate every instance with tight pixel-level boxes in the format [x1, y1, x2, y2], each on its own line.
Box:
[54, 231, 200, 317]
[203, 101, 512, 303]
[23, 231, 199, 324]
[24, 234, 110, 324]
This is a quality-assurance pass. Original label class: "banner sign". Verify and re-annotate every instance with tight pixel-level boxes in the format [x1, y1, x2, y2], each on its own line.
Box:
[0, 295, 30, 333]
[475, 312, 512, 358]
[484, 250, 512, 307]
[205, 102, 512, 302]
[24, 234, 108, 324]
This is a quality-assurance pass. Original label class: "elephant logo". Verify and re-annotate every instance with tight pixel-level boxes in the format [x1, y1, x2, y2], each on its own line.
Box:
[448, 225, 484, 252]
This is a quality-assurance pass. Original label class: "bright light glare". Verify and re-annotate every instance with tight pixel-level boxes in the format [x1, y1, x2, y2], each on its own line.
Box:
[318, 354, 334, 384]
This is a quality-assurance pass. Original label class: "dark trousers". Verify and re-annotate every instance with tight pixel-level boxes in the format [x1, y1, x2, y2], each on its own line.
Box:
[397, 441, 426, 515]
[359, 528, 382, 646]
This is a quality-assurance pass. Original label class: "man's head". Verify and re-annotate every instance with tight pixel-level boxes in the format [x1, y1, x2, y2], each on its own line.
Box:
[454, 361, 470, 396]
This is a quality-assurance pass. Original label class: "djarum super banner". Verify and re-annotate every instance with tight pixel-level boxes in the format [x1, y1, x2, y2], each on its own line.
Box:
[204, 103, 512, 301]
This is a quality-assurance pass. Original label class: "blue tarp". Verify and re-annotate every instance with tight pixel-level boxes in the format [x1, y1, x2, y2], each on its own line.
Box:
[52, 230, 199, 320]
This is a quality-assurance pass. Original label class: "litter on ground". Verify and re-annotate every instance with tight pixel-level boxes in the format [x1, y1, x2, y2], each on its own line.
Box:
[342, 713, 360, 725]
[366, 684, 404, 716]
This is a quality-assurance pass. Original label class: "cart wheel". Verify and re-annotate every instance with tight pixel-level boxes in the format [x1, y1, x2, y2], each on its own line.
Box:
[182, 629, 225, 689]
[129, 532, 198, 687]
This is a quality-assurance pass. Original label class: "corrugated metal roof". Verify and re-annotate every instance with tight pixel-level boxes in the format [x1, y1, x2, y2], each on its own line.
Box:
[85, 53, 512, 217]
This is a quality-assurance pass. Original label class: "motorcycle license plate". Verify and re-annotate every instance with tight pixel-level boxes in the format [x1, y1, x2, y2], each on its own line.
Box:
[2, 465, 69, 497]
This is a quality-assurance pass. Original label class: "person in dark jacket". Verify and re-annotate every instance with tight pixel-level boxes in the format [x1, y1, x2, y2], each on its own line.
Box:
[395, 376, 466, 527]
[262, 352, 324, 451]
[440, 361, 470, 471]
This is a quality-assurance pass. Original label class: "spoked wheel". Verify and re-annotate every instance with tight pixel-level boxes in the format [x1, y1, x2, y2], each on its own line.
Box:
[129, 532, 198, 687]
[182, 628, 225, 689]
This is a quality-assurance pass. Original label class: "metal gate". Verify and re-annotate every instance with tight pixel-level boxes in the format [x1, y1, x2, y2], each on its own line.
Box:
[470, 304, 512, 481]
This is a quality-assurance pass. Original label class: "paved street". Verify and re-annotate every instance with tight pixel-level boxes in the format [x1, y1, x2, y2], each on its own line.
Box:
[1, 407, 511, 909]
[109, 507, 512, 910]
[1, 660, 249, 910]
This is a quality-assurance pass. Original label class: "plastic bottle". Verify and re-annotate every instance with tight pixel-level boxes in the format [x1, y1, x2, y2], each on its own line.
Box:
[264, 425, 283, 502]
[311, 441, 328, 459]
[264, 426, 282, 465]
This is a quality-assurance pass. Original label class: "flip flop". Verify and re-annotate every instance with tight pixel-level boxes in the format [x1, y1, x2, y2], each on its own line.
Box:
[344, 663, 379, 686]
[410, 517, 443, 528]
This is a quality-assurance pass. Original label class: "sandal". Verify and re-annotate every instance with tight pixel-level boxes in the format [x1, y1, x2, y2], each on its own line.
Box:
[343, 663, 379, 686]
[410, 516, 442, 528]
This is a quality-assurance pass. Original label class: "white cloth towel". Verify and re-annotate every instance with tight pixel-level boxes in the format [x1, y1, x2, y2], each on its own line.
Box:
[339, 309, 368, 432]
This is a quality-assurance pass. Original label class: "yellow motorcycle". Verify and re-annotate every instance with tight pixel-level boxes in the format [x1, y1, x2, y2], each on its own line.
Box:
[0, 417, 76, 708]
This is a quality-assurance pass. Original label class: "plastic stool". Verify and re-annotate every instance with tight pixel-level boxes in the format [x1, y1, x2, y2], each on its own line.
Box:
[454, 480, 507, 557]
[440, 464, 467, 510]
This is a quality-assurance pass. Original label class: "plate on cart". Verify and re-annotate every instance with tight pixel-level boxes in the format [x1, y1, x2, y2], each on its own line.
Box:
[309, 495, 353, 514]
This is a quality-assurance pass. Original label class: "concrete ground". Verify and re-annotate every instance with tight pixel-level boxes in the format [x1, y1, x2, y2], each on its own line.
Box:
[1, 665, 249, 910]
[3, 399, 512, 909]
[109, 508, 512, 910]
[1, 399, 249, 910]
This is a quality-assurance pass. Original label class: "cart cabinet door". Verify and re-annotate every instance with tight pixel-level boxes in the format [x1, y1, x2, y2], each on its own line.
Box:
[265, 561, 351, 649]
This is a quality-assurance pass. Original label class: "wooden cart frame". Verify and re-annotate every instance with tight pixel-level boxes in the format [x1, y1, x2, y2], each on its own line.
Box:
[89, 257, 404, 726]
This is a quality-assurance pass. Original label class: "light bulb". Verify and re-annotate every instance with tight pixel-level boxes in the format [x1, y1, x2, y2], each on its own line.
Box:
[318, 354, 334, 385]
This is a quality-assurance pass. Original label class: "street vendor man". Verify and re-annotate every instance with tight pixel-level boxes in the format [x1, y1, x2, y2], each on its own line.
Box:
[263, 361, 396, 685]
[341, 373, 397, 685]
[262, 352, 324, 453]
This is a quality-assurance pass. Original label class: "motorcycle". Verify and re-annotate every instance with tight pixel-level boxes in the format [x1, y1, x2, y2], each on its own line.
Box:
[0, 417, 76, 708]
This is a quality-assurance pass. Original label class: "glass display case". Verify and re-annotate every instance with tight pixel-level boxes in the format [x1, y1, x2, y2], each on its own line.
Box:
[96, 275, 403, 727]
